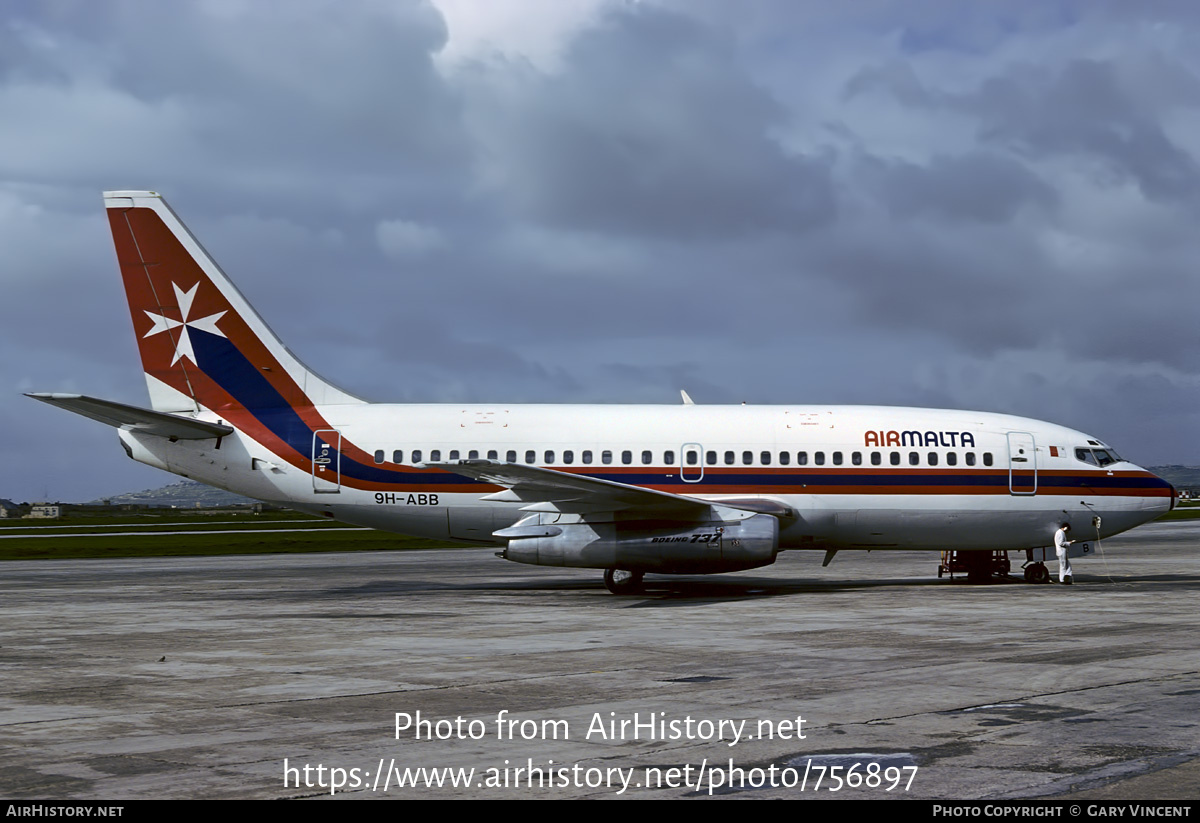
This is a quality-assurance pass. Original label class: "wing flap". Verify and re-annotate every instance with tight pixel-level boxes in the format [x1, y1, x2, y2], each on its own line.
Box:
[26, 393, 233, 440]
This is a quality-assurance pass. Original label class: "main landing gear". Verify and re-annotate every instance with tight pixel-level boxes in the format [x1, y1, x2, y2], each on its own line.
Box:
[938, 551, 1011, 583]
[603, 568, 644, 595]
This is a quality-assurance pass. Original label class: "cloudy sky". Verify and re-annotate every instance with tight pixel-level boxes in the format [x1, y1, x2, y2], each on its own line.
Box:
[4, 0, 1199, 502]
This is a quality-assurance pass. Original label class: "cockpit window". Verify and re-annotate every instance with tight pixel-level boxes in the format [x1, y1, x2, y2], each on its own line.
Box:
[1077, 447, 1121, 467]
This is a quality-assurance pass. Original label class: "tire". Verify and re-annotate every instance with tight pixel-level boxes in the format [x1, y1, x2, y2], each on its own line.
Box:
[1028, 563, 1050, 585]
[603, 568, 644, 595]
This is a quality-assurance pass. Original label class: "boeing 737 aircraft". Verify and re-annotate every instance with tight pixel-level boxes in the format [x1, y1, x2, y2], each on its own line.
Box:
[30, 191, 1177, 592]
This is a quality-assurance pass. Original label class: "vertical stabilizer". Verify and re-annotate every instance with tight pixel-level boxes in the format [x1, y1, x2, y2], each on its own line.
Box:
[104, 191, 365, 414]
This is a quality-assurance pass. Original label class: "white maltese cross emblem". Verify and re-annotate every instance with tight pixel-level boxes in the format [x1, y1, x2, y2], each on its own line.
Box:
[143, 281, 227, 366]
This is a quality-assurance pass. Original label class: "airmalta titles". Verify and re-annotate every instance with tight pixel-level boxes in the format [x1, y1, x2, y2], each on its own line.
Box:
[864, 430, 977, 448]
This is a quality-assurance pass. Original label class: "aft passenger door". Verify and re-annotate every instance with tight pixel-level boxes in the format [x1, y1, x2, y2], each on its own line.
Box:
[312, 429, 342, 494]
[1007, 431, 1037, 495]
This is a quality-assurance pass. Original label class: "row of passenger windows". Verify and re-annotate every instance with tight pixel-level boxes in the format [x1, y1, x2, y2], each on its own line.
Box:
[373, 448, 996, 468]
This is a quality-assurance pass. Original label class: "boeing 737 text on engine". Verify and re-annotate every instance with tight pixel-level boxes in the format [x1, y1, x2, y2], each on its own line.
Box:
[29, 192, 1177, 593]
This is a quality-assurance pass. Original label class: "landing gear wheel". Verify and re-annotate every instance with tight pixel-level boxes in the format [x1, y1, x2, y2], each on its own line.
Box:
[1026, 563, 1050, 585]
[603, 568, 644, 595]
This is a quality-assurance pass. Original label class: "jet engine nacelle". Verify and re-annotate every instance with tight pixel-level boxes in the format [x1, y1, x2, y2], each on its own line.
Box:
[497, 510, 780, 574]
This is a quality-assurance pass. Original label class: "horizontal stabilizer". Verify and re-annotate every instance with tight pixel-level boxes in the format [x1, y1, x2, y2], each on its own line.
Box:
[26, 393, 233, 440]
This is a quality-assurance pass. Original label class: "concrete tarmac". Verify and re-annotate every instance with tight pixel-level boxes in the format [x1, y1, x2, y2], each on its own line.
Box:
[1, 520, 1197, 800]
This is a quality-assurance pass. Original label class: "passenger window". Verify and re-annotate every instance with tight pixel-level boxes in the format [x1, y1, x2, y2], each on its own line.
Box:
[966, 453, 976, 466]
[544, 450, 555, 463]
[832, 451, 843, 465]
[725, 451, 735, 465]
[685, 450, 698, 466]
[374, 449, 384, 464]
[983, 453, 993, 466]
[412, 449, 423, 463]
[487, 449, 498, 460]
[468, 450, 479, 460]
[743, 451, 753, 465]
[947, 452, 957, 466]
[797, 452, 808, 465]
[506, 450, 516, 463]
[871, 452, 881, 466]
[448, 450, 459, 461]
[563, 450, 574, 464]
[642, 450, 652, 465]
[909, 452, 919, 466]
[779, 452, 790, 466]
[393, 450, 404, 463]
[525, 450, 536, 464]
[814, 452, 825, 466]
[890, 451, 900, 465]
[430, 449, 442, 462]
[622, 450, 633, 465]
[706, 450, 717, 465]
[852, 452, 862, 466]
[602, 450, 613, 464]
[928, 452, 937, 466]
[761, 451, 771, 465]
[664, 451, 674, 465]
[582, 450, 593, 464]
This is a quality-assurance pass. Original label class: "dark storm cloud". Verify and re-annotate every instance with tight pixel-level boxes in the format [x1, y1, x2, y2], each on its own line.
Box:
[849, 55, 1200, 206]
[860, 150, 1057, 224]
[463, 4, 835, 239]
[0, 0, 468, 212]
[369, 311, 583, 399]
[969, 60, 1200, 204]
[835, 42, 1200, 375]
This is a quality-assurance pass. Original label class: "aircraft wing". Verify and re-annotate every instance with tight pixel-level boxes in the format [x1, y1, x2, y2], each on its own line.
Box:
[26, 393, 234, 440]
[424, 459, 712, 515]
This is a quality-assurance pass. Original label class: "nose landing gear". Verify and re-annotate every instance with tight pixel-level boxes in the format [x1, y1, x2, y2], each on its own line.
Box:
[1023, 562, 1050, 584]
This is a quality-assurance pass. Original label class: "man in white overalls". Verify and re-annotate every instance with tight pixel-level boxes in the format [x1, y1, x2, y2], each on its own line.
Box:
[1054, 523, 1074, 585]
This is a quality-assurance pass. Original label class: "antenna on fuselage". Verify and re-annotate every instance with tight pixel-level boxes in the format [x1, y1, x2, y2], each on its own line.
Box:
[680, 390, 695, 405]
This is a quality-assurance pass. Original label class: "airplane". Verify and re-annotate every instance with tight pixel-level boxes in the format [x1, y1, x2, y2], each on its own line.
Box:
[29, 191, 1177, 593]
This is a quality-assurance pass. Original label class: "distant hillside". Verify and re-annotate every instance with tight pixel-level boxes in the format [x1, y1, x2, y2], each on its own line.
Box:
[89, 480, 257, 508]
[1147, 466, 1200, 490]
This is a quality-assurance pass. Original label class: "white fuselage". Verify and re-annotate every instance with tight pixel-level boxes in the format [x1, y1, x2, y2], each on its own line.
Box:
[118, 402, 1174, 555]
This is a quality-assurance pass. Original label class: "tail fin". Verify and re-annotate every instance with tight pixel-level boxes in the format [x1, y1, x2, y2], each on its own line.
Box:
[104, 191, 364, 414]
